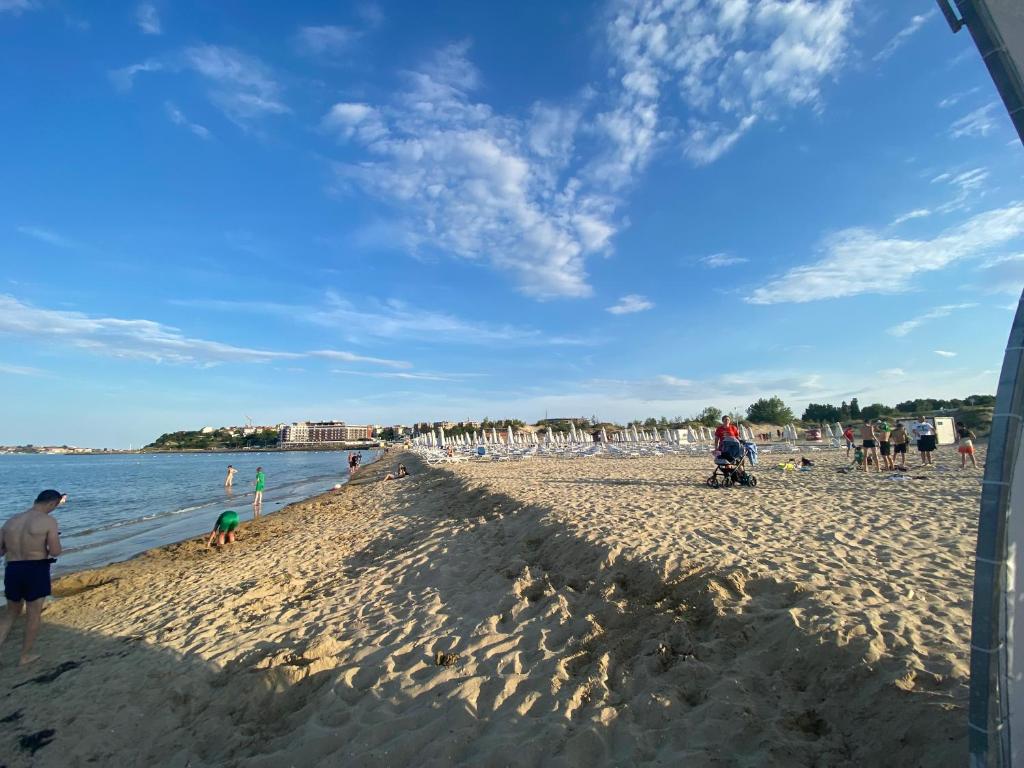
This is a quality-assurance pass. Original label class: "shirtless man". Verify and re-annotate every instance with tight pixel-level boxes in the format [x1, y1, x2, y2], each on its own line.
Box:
[877, 420, 894, 470]
[0, 490, 64, 665]
[860, 422, 881, 473]
[224, 464, 237, 488]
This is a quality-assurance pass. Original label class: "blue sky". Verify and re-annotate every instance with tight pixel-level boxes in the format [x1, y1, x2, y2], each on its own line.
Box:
[1, 0, 1022, 447]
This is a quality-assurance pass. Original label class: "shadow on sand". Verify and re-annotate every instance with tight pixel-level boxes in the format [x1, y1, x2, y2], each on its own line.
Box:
[0, 454, 966, 767]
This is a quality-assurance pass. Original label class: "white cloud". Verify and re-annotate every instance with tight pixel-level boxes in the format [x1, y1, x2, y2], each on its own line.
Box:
[932, 167, 990, 214]
[136, 3, 161, 35]
[0, 296, 435, 371]
[978, 252, 1024, 295]
[700, 252, 747, 268]
[320, 7, 854, 298]
[748, 203, 1024, 304]
[886, 303, 976, 336]
[0, 0, 35, 14]
[16, 225, 76, 248]
[891, 209, 931, 226]
[294, 25, 358, 59]
[169, 292, 598, 347]
[599, 0, 854, 172]
[165, 102, 211, 139]
[309, 349, 410, 369]
[879, 368, 905, 377]
[938, 86, 980, 109]
[0, 363, 44, 376]
[873, 11, 934, 62]
[110, 60, 164, 91]
[951, 102, 1000, 139]
[331, 369, 469, 382]
[934, 350, 957, 357]
[0, 295, 299, 365]
[329, 43, 612, 299]
[321, 102, 387, 142]
[183, 45, 289, 121]
[607, 294, 654, 315]
[114, 46, 288, 123]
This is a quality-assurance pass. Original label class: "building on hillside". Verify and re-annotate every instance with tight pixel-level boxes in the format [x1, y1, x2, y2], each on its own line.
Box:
[200, 426, 216, 434]
[392, 425, 413, 436]
[433, 421, 455, 430]
[459, 420, 481, 428]
[279, 421, 373, 444]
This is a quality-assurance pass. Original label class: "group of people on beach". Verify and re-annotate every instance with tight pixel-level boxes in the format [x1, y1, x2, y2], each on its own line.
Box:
[0, 450, 385, 665]
[209, 464, 267, 548]
[842, 417, 977, 471]
[209, 453, 367, 550]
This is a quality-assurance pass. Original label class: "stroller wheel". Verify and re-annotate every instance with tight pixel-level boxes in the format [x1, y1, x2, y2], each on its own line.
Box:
[706, 476, 719, 488]
[748, 475, 758, 488]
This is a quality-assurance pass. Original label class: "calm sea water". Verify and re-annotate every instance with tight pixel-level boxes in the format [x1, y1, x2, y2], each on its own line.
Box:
[0, 450, 378, 575]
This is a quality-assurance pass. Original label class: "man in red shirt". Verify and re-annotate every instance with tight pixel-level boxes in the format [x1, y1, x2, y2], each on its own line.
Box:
[843, 425, 855, 457]
[715, 416, 740, 448]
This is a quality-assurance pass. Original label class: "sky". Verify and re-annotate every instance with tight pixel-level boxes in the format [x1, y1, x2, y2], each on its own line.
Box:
[1, 0, 1022, 448]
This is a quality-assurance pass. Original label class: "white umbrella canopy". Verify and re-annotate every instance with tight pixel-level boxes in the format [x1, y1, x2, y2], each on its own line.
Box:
[687, 427, 695, 443]
[506, 425, 514, 445]
[601, 427, 608, 443]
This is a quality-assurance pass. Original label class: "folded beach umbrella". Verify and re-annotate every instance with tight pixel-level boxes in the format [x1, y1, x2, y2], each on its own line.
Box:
[834, 422, 844, 439]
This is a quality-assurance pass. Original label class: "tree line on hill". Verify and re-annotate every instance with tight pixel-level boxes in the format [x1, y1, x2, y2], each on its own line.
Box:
[144, 428, 280, 451]
[801, 394, 995, 423]
[621, 393, 995, 431]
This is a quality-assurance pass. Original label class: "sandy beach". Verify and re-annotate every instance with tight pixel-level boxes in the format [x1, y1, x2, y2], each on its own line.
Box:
[0, 447, 980, 767]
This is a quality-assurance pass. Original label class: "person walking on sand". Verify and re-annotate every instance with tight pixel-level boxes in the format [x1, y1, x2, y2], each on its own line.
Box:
[891, 423, 910, 470]
[843, 425, 856, 458]
[957, 421, 978, 469]
[913, 416, 936, 466]
[860, 421, 881, 473]
[224, 464, 237, 488]
[0, 490, 65, 666]
[207, 510, 239, 548]
[253, 467, 265, 518]
[877, 419, 894, 471]
[714, 415, 740, 450]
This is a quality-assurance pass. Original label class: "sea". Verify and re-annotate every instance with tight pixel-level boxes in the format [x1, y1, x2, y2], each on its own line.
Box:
[0, 449, 379, 575]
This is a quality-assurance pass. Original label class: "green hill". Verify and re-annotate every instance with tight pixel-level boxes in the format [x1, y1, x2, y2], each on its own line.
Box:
[144, 428, 279, 451]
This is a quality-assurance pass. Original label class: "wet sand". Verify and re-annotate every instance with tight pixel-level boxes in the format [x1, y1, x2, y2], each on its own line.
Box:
[0, 447, 980, 766]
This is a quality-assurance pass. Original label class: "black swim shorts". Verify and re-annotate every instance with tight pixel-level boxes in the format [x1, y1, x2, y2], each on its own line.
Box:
[879, 441, 891, 456]
[4, 559, 52, 602]
[863, 439, 877, 449]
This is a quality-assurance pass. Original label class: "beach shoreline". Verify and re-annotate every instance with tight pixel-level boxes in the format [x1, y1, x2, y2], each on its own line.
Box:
[11, 448, 388, 580]
[1, 447, 978, 766]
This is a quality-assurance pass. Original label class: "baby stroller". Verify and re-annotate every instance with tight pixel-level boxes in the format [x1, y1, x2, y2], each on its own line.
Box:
[707, 438, 758, 488]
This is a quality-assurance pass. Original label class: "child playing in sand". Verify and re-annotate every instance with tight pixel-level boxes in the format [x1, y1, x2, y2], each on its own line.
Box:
[207, 510, 239, 548]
